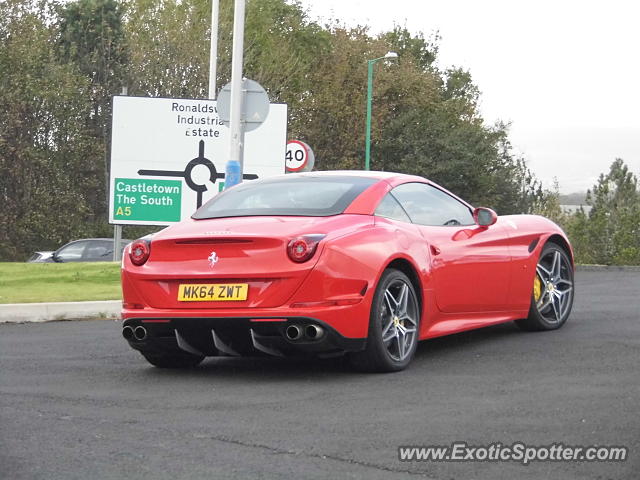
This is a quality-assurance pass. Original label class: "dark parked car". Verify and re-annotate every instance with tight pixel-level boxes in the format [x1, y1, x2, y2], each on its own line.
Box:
[27, 238, 132, 263]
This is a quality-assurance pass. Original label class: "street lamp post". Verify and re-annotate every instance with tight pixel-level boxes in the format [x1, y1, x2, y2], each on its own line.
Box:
[365, 51, 398, 171]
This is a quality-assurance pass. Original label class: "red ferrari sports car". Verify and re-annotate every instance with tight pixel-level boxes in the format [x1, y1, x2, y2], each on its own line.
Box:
[121, 171, 574, 372]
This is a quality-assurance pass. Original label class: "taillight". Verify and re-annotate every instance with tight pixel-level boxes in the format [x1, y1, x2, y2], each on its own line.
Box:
[287, 234, 326, 263]
[129, 238, 151, 266]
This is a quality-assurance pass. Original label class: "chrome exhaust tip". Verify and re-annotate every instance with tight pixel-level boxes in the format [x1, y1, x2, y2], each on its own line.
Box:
[122, 326, 134, 340]
[305, 324, 324, 340]
[133, 326, 147, 341]
[285, 324, 303, 341]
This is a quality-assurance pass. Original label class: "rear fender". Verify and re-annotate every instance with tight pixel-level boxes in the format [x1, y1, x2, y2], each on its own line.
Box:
[288, 219, 431, 338]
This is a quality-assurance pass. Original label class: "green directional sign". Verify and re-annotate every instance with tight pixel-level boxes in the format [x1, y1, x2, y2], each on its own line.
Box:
[112, 178, 182, 222]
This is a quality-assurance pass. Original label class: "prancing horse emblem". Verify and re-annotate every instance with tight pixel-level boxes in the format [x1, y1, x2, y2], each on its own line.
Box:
[208, 251, 219, 267]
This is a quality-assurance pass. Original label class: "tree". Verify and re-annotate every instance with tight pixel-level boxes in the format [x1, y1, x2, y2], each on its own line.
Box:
[123, 0, 211, 98]
[381, 25, 439, 71]
[0, 0, 97, 259]
[374, 75, 544, 213]
[565, 159, 640, 265]
[57, 0, 128, 222]
[531, 179, 565, 225]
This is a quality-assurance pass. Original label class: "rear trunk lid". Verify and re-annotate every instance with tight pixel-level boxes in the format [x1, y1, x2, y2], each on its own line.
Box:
[128, 215, 372, 309]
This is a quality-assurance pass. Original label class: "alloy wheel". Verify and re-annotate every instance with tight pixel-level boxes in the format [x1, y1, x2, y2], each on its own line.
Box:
[380, 279, 419, 361]
[534, 249, 573, 323]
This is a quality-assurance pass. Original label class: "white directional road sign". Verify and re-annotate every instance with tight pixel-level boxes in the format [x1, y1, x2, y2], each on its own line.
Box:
[109, 96, 287, 225]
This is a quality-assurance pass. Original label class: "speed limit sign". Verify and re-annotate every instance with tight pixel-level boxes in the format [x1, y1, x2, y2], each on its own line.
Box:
[285, 140, 315, 173]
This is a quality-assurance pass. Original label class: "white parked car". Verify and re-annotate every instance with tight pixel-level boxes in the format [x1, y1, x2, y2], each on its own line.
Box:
[26, 251, 54, 263]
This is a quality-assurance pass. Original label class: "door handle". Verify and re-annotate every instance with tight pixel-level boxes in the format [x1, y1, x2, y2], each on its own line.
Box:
[430, 245, 441, 256]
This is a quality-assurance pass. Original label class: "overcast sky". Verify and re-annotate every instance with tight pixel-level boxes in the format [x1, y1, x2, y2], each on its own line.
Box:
[298, 0, 640, 194]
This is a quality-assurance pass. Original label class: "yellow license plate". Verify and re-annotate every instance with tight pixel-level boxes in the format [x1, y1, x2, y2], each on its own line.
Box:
[178, 284, 248, 302]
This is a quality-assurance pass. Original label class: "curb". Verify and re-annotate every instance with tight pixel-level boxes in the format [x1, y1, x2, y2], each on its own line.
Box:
[0, 300, 121, 324]
[576, 264, 640, 272]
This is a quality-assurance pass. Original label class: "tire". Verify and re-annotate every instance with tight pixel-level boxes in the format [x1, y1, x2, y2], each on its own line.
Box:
[141, 351, 205, 368]
[349, 268, 420, 372]
[516, 242, 574, 331]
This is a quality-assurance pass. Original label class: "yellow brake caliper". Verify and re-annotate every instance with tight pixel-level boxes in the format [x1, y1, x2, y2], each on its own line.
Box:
[533, 274, 542, 301]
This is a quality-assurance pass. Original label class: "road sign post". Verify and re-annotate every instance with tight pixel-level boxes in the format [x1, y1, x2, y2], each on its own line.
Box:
[217, 78, 270, 189]
[208, 0, 219, 99]
[225, 0, 247, 189]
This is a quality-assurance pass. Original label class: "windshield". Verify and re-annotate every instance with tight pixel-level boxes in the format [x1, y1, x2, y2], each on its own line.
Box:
[192, 175, 377, 219]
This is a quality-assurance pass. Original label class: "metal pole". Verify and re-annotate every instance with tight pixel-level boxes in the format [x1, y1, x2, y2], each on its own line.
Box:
[113, 225, 122, 262]
[364, 53, 397, 170]
[113, 86, 127, 262]
[208, 0, 219, 99]
[365, 59, 374, 171]
[224, 0, 246, 189]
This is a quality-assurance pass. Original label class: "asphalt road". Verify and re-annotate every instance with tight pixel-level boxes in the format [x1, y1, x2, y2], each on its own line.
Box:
[1, 270, 639, 480]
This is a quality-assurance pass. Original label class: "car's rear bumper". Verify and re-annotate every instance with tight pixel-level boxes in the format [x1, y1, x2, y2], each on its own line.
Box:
[121, 316, 367, 358]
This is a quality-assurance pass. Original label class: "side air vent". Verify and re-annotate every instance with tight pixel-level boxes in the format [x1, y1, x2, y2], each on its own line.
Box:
[528, 237, 540, 253]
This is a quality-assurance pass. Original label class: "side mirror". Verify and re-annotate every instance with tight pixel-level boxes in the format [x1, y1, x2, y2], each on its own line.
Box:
[473, 207, 497, 227]
[52, 251, 62, 262]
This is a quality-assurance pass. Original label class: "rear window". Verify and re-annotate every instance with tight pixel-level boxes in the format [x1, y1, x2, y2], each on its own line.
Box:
[192, 175, 377, 219]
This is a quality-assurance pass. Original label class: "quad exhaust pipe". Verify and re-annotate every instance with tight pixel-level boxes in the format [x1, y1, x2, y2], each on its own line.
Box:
[285, 323, 324, 342]
[285, 324, 303, 341]
[122, 325, 134, 340]
[134, 326, 147, 341]
[305, 324, 323, 340]
[123, 325, 148, 341]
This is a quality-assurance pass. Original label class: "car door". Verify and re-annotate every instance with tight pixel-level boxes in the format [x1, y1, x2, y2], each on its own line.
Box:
[54, 240, 90, 262]
[390, 182, 512, 313]
[83, 240, 114, 262]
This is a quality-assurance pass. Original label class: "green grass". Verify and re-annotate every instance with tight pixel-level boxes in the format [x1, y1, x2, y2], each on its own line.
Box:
[0, 262, 122, 304]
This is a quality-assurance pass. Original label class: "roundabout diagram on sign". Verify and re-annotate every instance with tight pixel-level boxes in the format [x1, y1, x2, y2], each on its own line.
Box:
[137, 140, 258, 209]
